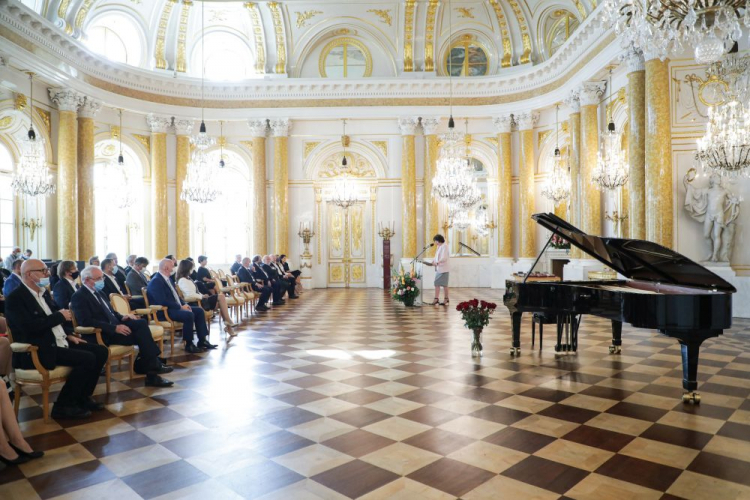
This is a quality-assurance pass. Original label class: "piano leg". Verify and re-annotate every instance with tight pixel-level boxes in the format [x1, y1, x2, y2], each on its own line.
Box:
[678, 338, 704, 404]
[609, 320, 623, 354]
[510, 312, 522, 356]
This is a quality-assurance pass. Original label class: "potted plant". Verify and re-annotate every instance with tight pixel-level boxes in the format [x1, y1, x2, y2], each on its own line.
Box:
[392, 266, 420, 307]
[456, 299, 497, 356]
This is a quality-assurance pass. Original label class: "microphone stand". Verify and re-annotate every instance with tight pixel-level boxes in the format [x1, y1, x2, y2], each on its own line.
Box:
[459, 241, 481, 289]
[411, 244, 432, 306]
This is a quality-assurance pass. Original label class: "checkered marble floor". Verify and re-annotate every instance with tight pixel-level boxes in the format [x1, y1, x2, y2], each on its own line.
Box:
[2, 288, 750, 500]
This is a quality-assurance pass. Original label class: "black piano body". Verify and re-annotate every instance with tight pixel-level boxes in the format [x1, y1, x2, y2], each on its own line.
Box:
[503, 213, 735, 403]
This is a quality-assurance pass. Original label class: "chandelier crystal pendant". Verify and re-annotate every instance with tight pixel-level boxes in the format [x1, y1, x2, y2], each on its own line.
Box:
[605, 0, 750, 65]
[695, 52, 750, 177]
[542, 104, 571, 205]
[593, 70, 629, 191]
[12, 73, 56, 198]
[451, 209, 472, 231]
[332, 119, 358, 209]
[180, 0, 220, 204]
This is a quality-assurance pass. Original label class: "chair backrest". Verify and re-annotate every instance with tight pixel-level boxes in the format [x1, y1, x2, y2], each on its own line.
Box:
[143, 270, 151, 280]
[141, 287, 150, 307]
[110, 294, 131, 315]
[124, 283, 132, 296]
[218, 269, 226, 279]
[209, 269, 219, 280]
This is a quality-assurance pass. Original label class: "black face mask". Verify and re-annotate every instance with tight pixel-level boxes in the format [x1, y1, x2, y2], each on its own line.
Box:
[71, 271, 80, 280]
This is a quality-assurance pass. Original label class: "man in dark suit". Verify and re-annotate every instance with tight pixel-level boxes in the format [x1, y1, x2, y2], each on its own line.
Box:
[230, 255, 242, 275]
[125, 257, 150, 296]
[101, 258, 145, 309]
[147, 259, 216, 353]
[258, 255, 284, 305]
[52, 260, 79, 310]
[240, 257, 271, 311]
[123, 255, 136, 277]
[5, 259, 108, 419]
[2, 259, 23, 296]
[71, 266, 173, 387]
[267, 254, 297, 299]
[105, 253, 128, 291]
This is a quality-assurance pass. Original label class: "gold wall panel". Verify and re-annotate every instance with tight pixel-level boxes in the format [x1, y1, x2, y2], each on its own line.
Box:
[350, 204, 364, 258]
[328, 205, 344, 259]
[519, 128, 535, 258]
[581, 104, 601, 236]
[175, 134, 190, 259]
[267, 2, 287, 74]
[497, 131, 512, 258]
[628, 69, 646, 240]
[351, 263, 365, 283]
[154, 0, 178, 70]
[176, 0, 192, 73]
[568, 111, 582, 258]
[273, 135, 289, 253]
[151, 132, 168, 258]
[245, 2, 267, 74]
[424, 0, 439, 72]
[57, 110, 78, 259]
[250, 137, 267, 254]
[401, 134, 416, 258]
[329, 263, 344, 283]
[424, 134, 439, 258]
[77, 116, 95, 260]
[403, 0, 416, 72]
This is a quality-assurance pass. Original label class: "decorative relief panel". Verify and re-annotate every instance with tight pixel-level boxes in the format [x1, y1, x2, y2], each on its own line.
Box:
[318, 151, 376, 178]
[671, 63, 716, 131]
[368, 9, 393, 26]
[304, 141, 321, 159]
[370, 141, 388, 157]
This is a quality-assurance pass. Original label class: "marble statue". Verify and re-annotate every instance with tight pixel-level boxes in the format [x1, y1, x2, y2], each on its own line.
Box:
[683, 169, 741, 263]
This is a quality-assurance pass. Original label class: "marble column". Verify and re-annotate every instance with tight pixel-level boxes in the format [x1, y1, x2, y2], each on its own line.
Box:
[422, 117, 440, 258]
[515, 112, 538, 260]
[76, 96, 101, 261]
[622, 46, 646, 240]
[271, 118, 290, 255]
[645, 54, 673, 248]
[492, 115, 513, 259]
[565, 91, 582, 259]
[248, 119, 268, 254]
[399, 117, 418, 258]
[147, 114, 172, 260]
[49, 88, 84, 260]
[579, 81, 606, 237]
[174, 119, 193, 260]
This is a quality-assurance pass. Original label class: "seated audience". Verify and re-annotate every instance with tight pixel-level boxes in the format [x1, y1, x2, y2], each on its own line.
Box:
[3, 247, 21, 271]
[71, 266, 173, 387]
[268, 254, 298, 299]
[52, 260, 80, 309]
[196, 256, 216, 293]
[5, 259, 108, 419]
[279, 254, 301, 280]
[49, 262, 60, 288]
[101, 258, 145, 309]
[22, 249, 32, 260]
[256, 255, 284, 305]
[176, 260, 236, 337]
[88, 256, 100, 266]
[123, 254, 137, 276]
[2, 260, 23, 297]
[164, 255, 178, 284]
[125, 257, 150, 295]
[147, 258, 216, 353]
[105, 253, 128, 290]
[240, 257, 271, 311]
[230, 255, 243, 275]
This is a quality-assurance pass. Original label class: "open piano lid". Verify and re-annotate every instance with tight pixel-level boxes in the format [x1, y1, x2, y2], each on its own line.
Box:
[532, 213, 736, 293]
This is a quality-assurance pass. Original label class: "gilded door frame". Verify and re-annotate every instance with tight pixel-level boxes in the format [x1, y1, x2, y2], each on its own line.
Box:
[326, 201, 367, 288]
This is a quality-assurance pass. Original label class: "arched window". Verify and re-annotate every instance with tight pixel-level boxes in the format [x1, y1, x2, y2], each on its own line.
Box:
[192, 33, 254, 81]
[85, 13, 144, 67]
[0, 143, 15, 258]
[445, 35, 489, 77]
[93, 141, 145, 258]
[544, 10, 579, 58]
[190, 150, 251, 263]
[320, 38, 372, 78]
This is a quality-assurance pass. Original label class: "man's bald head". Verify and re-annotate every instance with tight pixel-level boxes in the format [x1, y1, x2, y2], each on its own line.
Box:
[20, 259, 47, 288]
[242, 257, 251, 266]
[159, 258, 174, 275]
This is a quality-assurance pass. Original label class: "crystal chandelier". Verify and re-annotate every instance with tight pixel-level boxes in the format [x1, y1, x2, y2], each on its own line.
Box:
[593, 71, 629, 190]
[542, 105, 571, 205]
[604, 0, 750, 64]
[180, 0, 220, 204]
[452, 209, 472, 231]
[696, 52, 750, 177]
[12, 73, 55, 197]
[332, 119, 358, 209]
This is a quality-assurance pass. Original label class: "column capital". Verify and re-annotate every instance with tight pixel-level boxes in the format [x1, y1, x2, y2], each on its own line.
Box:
[642, 48, 666, 63]
[78, 97, 102, 118]
[492, 114, 513, 134]
[620, 44, 645, 73]
[146, 113, 172, 133]
[248, 118, 268, 138]
[564, 90, 580, 112]
[398, 117, 418, 135]
[48, 88, 84, 112]
[270, 118, 291, 137]
[579, 81, 606, 106]
[174, 119, 194, 135]
[421, 117, 440, 135]
[514, 112, 539, 131]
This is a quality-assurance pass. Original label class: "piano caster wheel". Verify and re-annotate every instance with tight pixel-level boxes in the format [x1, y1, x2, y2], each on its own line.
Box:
[608, 345, 621, 354]
[682, 392, 701, 404]
[509, 347, 520, 356]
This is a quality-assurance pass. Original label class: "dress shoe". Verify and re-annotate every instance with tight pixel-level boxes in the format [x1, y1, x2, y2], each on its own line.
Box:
[145, 375, 174, 387]
[184, 343, 203, 354]
[51, 405, 91, 420]
[273, 300, 285, 305]
[0, 451, 29, 465]
[198, 340, 218, 350]
[10, 443, 44, 460]
[156, 364, 174, 374]
[224, 325, 238, 337]
[256, 305, 269, 311]
[83, 397, 105, 411]
[289, 295, 299, 299]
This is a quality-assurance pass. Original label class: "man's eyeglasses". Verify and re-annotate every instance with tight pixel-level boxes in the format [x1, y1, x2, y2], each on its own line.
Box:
[28, 268, 50, 275]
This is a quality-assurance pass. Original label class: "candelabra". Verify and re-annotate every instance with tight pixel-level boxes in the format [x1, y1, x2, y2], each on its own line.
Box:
[377, 221, 396, 240]
[605, 211, 628, 237]
[378, 221, 396, 289]
[298, 222, 315, 256]
[21, 218, 42, 241]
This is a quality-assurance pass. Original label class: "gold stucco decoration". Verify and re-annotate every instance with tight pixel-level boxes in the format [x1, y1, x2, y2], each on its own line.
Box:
[133, 134, 151, 153]
[296, 10, 323, 28]
[367, 9, 392, 26]
[371, 141, 388, 157]
[304, 141, 321, 159]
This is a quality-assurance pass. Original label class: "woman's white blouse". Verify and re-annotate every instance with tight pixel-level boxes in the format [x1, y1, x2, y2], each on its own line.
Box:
[177, 277, 203, 302]
[434, 244, 450, 273]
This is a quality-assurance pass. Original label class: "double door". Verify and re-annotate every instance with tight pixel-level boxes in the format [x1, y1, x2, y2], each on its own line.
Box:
[327, 202, 366, 287]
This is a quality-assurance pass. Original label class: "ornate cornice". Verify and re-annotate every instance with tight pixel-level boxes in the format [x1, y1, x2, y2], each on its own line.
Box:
[564, 90, 581, 112]
[579, 81, 606, 106]
[514, 112, 539, 131]
[399, 117, 418, 135]
[248, 119, 268, 138]
[270, 118, 290, 137]
[421, 117, 440, 136]
[174, 119, 194, 136]
[48, 87, 83, 112]
[146, 114, 172, 134]
[493, 114, 513, 134]
[78, 96, 101, 118]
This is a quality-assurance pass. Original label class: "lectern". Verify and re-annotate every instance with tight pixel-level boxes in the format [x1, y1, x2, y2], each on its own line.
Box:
[378, 222, 395, 290]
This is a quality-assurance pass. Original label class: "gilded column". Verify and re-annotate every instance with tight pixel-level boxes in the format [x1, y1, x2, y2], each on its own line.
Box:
[565, 91, 582, 258]
[49, 88, 84, 260]
[622, 46, 646, 240]
[645, 54, 673, 248]
[579, 81, 606, 236]
[515, 112, 538, 259]
[422, 117, 440, 257]
[399, 117, 418, 258]
[76, 96, 101, 260]
[174, 119, 193, 260]
[147, 114, 172, 259]
[249, 119, 268, 254]
[271, 118, 290, 254]
[492, 114, 513, 258]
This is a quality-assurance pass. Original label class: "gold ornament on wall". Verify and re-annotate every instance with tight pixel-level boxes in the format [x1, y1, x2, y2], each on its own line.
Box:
[245, 2, 267, 74]
[154, 0, 178, 70]
[371, 141, 388, 157]
[35, 107, 51, 136]
[318, 151, 375, 178]
[296, 10, 323, 28]
[110, 125, 121, 140]
[489, 0, 513, 68]
[367, 9, 393, 26]
[0, 116, 13, 130]
[403, 0, 416, 72]
[304, 141, 321, 159]
[133, 134, 151, 153]
[456, 7, 475, 18]
[14, 93, 27, 111]
[176, 0, 192, 73]
[268, 2, 287, 74]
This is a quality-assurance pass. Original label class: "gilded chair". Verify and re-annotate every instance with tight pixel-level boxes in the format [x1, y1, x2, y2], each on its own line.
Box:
[71, 310, 135, 394]
[227, 274, 255, 317]
[110, 293, 165, 354]
[175, 285, 214, 329]
[9, 328, 71, 424]
[213, 277, 243, 323]
[141, 287, 181, 352]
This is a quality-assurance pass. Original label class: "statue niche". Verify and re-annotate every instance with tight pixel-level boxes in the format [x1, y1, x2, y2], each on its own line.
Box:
[683, 169, 741, 263]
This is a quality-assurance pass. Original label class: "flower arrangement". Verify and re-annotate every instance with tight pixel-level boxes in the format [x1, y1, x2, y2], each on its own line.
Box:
[392, 266, 420, 306]
[550, 234, 570, 250]
[456, 299, 498, 330]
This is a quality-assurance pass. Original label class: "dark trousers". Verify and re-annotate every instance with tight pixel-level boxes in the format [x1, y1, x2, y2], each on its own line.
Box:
[84, 319, 160, 368]
[165, 307, 208, 344]
[200, 294, 218, 311]
[54, 343, 108, 407]
[253, 284, 272, 306]
[280, 278, 296, 298]
[128, 297, 146, 309]
[270, 281, 284, 302]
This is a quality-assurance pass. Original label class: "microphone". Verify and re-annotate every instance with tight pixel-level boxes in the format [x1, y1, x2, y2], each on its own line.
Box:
[423, 243, 434, 249]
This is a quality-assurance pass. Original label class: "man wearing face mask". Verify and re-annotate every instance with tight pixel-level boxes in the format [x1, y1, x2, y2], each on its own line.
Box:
[5, 260, 108, 419]
[52, 260, 80, 310]
[3, 247, 21, 271]
[105, 253, 128, 291]
[3, 259, 23, 297]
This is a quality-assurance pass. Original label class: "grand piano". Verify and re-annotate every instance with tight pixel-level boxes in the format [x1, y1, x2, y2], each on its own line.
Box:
[503, 213, 735, 404]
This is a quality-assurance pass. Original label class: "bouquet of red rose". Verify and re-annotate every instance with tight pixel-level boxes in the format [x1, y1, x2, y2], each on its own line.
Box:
[456, 299, 497, 330]
[550, 234, 570, 249]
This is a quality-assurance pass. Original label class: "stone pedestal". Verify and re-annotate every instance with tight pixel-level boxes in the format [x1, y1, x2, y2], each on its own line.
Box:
[563, 259, 604, 281]
[705, 265, 750, 318]
[491, 258, 515, 289]
[300, 253, 313, 288]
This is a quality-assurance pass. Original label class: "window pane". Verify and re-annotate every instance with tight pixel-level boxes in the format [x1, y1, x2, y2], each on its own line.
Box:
[0, 224, 13, 248]
[448, 47, 465, 76]
[85, 15, 142, 67]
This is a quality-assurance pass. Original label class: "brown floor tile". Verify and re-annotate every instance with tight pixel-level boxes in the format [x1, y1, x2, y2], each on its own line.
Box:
[219, 459, 304, 499]
[640, 423, 713, 450]
[260, 406, 322, 428]
[339, 375, 388, 388]
[251, 430, 314, 458]
[54, 410, 119, 428]
[329, 406, 391, 427]
[120, 408, 183, 429]
[606, 402, 669, 422]
[469, 405, 531, 425]
[459, 387, 512, 404]
[687, 451, 750, 487]
[403, 428, 475, 455]
[562, 425, 635, 452]
[312, 459, 399, 498]
[24, 429, 78, 452]
[122, 459, 209, 499]
[286, 375, 330, 389]
[274, 389, 328, 406]
[484, 427, 556, 454]
[400, 406, 461, 426]
[408, 457, 496, 497]
[671, 402, 736, 421]
[322, 429, 395, 457]
[396, 374, 443, 387]
[81, 430, 156, 458]
[596, 454, 682, 491]
[520, 387, 576, 403]
[335, 389, 389, 405]
[399, 389, 452, 405]
[538, 404, 599, 424]
[579, 385, 633, 401]
[501, 455, 590, 494]
[28, 460, 116, 499]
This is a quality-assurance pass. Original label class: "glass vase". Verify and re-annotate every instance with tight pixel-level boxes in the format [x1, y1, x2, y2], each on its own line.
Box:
[471, 328, 483, 357]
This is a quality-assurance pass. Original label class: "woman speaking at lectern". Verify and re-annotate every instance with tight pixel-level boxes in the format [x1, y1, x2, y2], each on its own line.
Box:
[424, 234, 450, 306]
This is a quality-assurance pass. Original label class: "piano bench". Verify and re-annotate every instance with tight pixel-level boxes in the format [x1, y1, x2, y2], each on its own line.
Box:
[531, 313, 558, 350]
